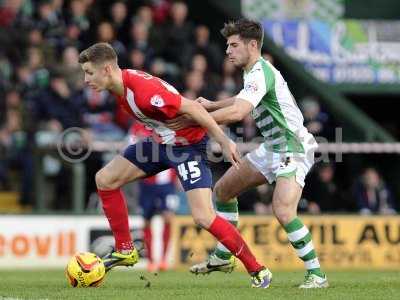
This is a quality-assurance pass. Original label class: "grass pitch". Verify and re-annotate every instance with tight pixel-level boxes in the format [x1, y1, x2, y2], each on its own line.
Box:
[0, 269, 399, 300]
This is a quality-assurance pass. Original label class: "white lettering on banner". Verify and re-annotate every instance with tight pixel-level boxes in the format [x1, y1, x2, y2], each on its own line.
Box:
[267, 20, 400, 84]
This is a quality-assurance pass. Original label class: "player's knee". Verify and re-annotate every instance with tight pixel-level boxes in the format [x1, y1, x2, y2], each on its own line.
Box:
[162, 211, 174, 223]
[192, 214, 213, 229]
[214, 181, 230, 202]
[272, 205, 296, 225]
[95, 169, 120, 190]
[274, 212, 293, 225]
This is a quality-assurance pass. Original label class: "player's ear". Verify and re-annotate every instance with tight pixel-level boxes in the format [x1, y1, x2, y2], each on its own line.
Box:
[103, 63, 113, 76]
[250, 39, 258, 50]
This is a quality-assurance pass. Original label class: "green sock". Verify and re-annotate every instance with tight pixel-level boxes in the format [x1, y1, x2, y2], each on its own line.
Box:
[284, 217, 325, 277]
[213, 198, 238, 260]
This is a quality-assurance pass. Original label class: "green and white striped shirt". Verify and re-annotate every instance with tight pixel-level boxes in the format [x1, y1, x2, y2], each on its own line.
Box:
[237, 57, 312, 153]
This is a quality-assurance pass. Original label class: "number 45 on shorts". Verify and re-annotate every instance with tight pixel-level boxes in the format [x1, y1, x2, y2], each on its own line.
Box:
[178, 161, 201, 184]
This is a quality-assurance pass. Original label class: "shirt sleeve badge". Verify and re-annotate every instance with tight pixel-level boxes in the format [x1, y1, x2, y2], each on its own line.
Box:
[244, 81, 258, 93]
[150, 95, 165, 107]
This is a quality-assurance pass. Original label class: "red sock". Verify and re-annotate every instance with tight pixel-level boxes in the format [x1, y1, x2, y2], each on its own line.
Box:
[208, 215, 263, 273]
[143, 225, 153, 262]
[98, 189, 133, 252]
[162, 222, 171, 261]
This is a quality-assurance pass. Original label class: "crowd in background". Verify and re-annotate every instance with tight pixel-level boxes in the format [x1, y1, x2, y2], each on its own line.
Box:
[0, 0, 397, 214]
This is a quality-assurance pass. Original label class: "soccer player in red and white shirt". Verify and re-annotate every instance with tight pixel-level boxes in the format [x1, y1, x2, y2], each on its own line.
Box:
[79, 43, 269, 287]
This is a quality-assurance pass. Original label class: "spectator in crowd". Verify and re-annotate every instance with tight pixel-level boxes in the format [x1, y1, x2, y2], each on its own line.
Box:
[188, 53, 219, 98]
[133, 5, 153, 26]
[132, 5, 164, 54]
[0, 89, 34, 206]
[162, 1, 193, 66]
[31, 70, 88, 210]
[97, 21, 127, 66]
[127, 48, 146, 71]
[0, 0, 25, 27]
[183, 70, 203, 98]
[35, 0, 65, 42]
[354, 168, 396, 215]
[149, 58, 180, 89]
[51, 0, 64, 19]
[32, 70, 82, 130]
[26, 25, 56, 66]
[300, 97, 334, 140]
[67, 0, 89, 33]
[74, 85, 124, 141]
[189, 53, 208, 74]
[0, 51, 13, 89]
[25, 46, 50, 89]
[128, 20, 155, 66]
[183, 24, 223, 73]
[58, 46, 84, 91]
[109, 1, 129, 44]
[220, 57, 241, 95]
[253, 184, 274, 215]
[149, 0, 170, 25]
[241, 115, 258, 142]
[302, 163, 344, 213]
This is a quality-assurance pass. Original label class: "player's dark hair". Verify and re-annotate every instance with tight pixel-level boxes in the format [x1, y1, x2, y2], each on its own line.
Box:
[220, 19, 264, 49]
[78, 42, 118, 65]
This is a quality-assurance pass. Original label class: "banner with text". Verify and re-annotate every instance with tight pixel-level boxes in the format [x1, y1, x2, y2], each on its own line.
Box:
[172, 215, 400, 270]
[0, 216, 149, 268]
[263, 20, 400, 84]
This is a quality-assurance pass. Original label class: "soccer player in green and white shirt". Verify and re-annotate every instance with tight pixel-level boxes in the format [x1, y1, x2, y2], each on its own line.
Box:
[167, 19, 328, 288]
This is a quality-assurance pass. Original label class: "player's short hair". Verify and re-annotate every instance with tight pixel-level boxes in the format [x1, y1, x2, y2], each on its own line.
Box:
[221, 19, 264, 49]
[78, 42, 118, 65]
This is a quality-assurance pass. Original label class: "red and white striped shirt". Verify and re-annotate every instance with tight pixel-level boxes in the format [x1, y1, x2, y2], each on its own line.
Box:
[115, 69, 206, 145]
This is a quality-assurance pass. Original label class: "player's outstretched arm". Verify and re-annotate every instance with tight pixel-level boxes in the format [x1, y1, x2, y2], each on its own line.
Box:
[208, 98, 253, 125]
[166, 97, 254, 130]
[197, 97, 236, 111]
[179, 97, 241, 169]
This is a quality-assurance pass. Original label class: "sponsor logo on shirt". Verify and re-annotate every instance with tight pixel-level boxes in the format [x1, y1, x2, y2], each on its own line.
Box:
[244, 81, 258, 93]
[150, 95, 165, 107]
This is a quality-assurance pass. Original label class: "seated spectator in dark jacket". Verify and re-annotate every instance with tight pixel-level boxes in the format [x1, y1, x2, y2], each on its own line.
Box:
[354, 168, 396, 215]
[303, 163, 344, 213]
[161, 1, 193, 66]
[109, 1, 129, 44]
[32, 71, 82, 131]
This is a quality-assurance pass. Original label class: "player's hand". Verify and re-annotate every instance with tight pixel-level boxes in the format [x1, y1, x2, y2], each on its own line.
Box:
[196, 97, 214, 111]
[165, 114, 195, 130]
[220, 139, 241, 169]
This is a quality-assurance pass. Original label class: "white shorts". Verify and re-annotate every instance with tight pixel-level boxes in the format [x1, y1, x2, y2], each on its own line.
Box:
[246, 135, 318, 188]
